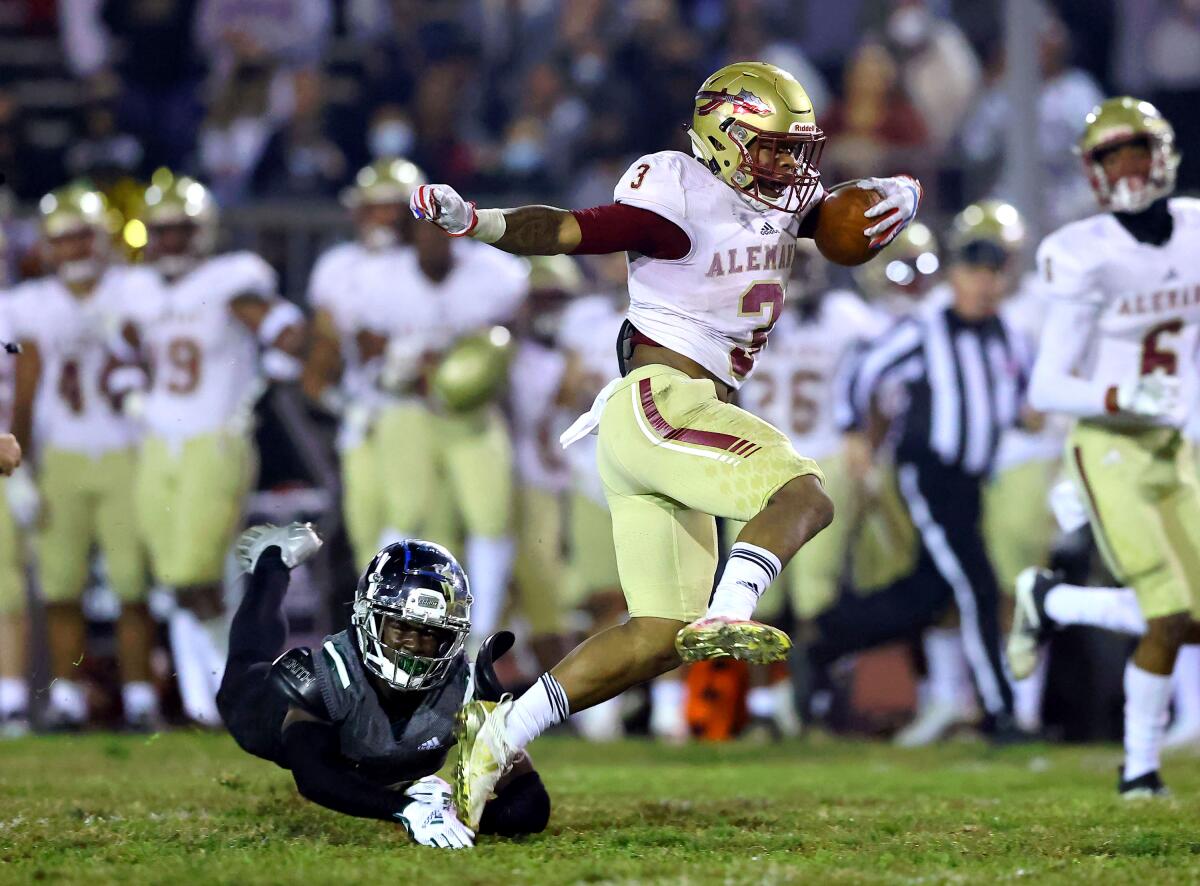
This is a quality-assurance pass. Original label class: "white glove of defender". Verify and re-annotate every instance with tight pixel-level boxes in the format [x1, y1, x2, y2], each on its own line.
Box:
[404, 775, 454, 808]
[380, 336, 426, 392]
[396, 778, 475, 849]
[5, 464, 40, 528]
[410, 184, 477, 236]
[858, 175, 922, 248]
[1115, 368, 1181, 421]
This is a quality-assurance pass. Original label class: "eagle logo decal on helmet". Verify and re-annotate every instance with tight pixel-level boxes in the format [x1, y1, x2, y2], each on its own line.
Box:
[695, 88, 774, 117]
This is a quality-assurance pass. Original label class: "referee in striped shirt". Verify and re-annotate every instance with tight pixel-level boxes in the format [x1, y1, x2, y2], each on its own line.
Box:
[810, 209, 1032, 734]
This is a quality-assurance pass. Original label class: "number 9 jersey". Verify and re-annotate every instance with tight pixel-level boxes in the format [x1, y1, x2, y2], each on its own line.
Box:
[122, 251, 275, 440]
[615, 151, 821, 387]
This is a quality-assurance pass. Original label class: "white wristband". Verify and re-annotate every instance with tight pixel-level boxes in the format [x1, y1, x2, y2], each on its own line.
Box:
[470, 208, 507, 244]
[258, 300, 304, 346]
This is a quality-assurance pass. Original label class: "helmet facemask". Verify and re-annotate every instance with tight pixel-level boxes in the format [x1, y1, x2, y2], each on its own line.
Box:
[723, 120, 825, 214]
[1085, 134, 1179, 214]
[353, 602, 464, 692]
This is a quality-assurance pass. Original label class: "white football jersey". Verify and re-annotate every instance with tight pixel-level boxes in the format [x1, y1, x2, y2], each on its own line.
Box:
[994, 276, 1067, 471]
[1037, 198, 1200, 430]
[123, 252, 273, 440]
[9, 268, 150, 455]
[363, 240, 528, 344]
[309, 241, 381, 403]
[615, 150, 819, 388]
[509, 340, 569, 492]
[737, 290, 886, 461]
[558, 293, 626, 505]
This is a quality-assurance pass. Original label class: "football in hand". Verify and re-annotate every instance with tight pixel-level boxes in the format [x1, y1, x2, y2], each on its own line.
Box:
[812, 184, 883, 267]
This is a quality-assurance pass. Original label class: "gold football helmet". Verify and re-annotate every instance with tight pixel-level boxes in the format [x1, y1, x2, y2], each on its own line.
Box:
[853, 221, 940, 303]
[431, 327, 514, 413]
[1077, 97, 1179, 213]
[39, 181, 110, 286]
[141, 169, 218, 277]
[342, 158, 425, 250]
[947, 200, 1026, 256]
[687, 61, 824, 213]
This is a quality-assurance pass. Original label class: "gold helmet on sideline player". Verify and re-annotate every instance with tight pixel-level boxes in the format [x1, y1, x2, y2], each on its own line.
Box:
[342, 157, 426, 251]
[431, 326, 515, 414]
[38, 181, 110, 287]
[1077, 97, 1179, 214]
[853, 221, 940, 305]
[140, 169, 218, 278]
[686, 61, 825, 213]
[946, 201, 1026, 288]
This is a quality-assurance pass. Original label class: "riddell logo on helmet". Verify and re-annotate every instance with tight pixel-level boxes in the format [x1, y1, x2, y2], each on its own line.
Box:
[695, 88, 773, 117]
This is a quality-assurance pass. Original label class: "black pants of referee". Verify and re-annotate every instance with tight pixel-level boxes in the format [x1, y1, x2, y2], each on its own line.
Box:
[808, 459, 1014, 721]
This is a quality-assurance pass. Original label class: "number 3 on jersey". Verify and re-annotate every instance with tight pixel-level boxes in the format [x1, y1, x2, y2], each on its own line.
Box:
[731, 282, 784, 380]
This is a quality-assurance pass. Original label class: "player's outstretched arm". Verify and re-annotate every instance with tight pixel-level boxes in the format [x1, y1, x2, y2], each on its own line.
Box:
[410, 183, 581, 255]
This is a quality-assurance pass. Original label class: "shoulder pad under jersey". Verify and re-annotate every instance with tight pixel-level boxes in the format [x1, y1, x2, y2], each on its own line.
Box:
[269, 647, 331, 720]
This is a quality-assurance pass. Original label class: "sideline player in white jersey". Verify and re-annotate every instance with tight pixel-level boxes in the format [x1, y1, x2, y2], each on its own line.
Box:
[0, 296, 28, 735]
[10, 183, 156, 730]
[508, 256, 580, 671]
[362, 219, 527, 649]
[1006, 97, 1200, 797]
[120, 173, 305, 726]
[411, 60, 922, 825]
[301, 158, 424, 568]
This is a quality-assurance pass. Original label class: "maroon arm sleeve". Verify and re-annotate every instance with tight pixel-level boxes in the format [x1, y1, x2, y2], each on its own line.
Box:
[570, 204, 691, 260]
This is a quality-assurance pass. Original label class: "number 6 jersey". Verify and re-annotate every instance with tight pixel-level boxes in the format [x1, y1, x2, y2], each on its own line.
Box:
[122, 252, 275, 441]
[615, 150, 820, 388]
[9, 267, 153, 455]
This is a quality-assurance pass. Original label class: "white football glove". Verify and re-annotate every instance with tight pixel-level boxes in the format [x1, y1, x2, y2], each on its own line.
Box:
[5, 464, 40, 528]
[395, 797, 475, 849]
[380, 336, 425, 392]
[410, 184, 477, 236]
[858, 175, 923, 249]
[404, 775, 454, 808]
[1114, 368, 1181, 421]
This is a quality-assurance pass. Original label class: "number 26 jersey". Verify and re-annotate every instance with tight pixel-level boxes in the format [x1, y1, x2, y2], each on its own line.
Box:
[615, 150, 820, 388]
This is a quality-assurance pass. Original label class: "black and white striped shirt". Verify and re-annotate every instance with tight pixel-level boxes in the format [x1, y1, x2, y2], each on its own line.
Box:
[836, 300, 1028, 477]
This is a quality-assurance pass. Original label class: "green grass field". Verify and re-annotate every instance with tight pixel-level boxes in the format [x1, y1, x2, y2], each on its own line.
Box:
[2, 732, 1200, 884]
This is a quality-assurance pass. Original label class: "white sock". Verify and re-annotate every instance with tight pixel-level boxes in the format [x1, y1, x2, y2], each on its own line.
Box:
[169, 610, 221, 726]
[1045, 584, 1146, 635]
[466, 535, 515, 640]
[924, 628, 970, 710]
[1123, 662, 1172, 781]
[0, 677, 29, 717]
[649, 677, 686, 737]
[48, 679, 88, 722]
[707, 543, 782, 621]
[122, 681, 159, 721]
[197, 616, 228, 695]
[1171, 645, 1200, 728]
[747, 685, 776, 719]
[505, 673, 570, 750]
[1014, 656, 1048, 732]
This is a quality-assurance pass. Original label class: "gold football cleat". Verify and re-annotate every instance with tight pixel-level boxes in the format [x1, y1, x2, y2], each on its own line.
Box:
[453, 696, 517, 829]
[675, 616, 792, 664]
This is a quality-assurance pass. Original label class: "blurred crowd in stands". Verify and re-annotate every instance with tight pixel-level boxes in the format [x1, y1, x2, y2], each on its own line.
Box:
[0, 0, 1195, 229]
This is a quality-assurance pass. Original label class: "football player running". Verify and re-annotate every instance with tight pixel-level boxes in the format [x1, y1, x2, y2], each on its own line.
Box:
[218, 524, 550, 847]
[9, 183, 156, 730]
[1007, 97, 1200, 797]
[120, 173, 306, 726]
[302, 158, 424, 568]
[411, 61, 921, 826]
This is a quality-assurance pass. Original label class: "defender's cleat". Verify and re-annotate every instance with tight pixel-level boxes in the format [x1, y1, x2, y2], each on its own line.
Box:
[236, 522, 323, 573]
[453, 695, 519, 829]
[1119, 768, 1170, 799]
[1006, 567, 1060, 680]
[675, 616, 792, 664]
